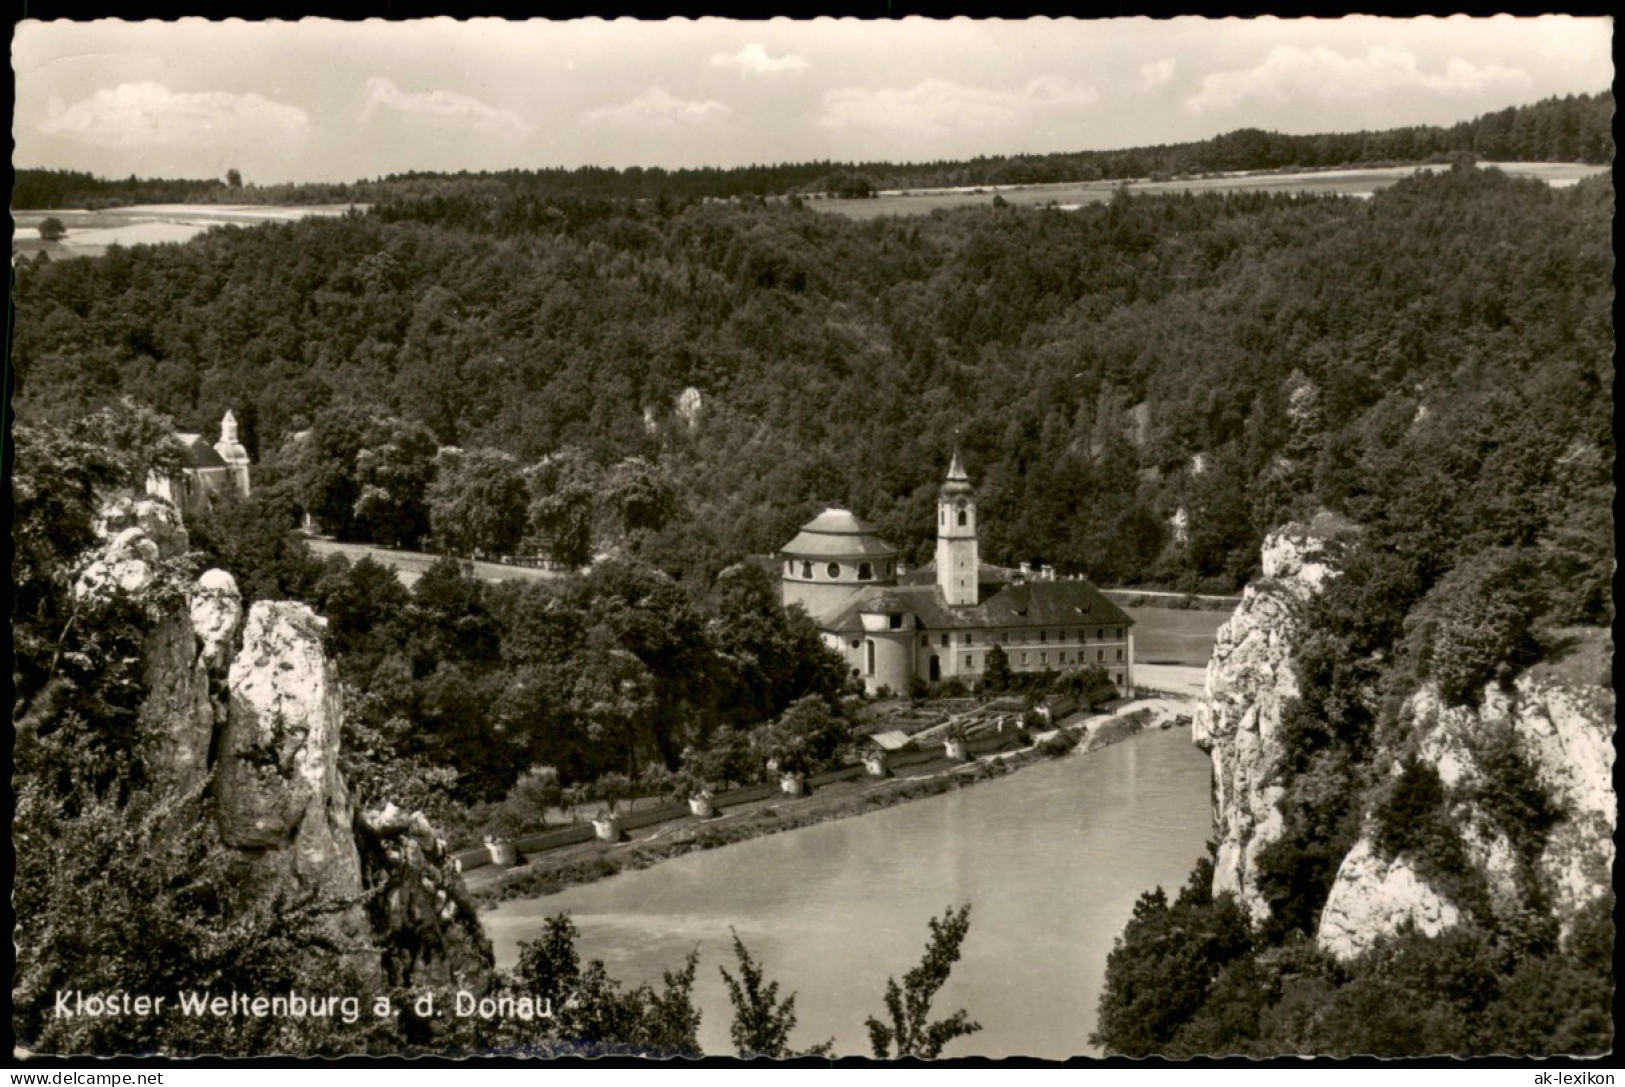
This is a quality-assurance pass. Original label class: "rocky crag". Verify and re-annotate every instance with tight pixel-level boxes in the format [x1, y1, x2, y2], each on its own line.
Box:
[1192, 524, 1341, 923]
[1318, 675, 1614, 959]
[72, 496, 493, 989]
[1193, 524, 1613, 959]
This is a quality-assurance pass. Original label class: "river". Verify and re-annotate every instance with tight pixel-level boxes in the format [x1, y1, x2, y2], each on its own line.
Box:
[483, 725, 1214, 1059]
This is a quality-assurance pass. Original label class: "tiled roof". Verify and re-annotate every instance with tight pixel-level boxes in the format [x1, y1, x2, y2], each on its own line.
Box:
[176, 434, 228, 470]
[823, 577, 1133, 634]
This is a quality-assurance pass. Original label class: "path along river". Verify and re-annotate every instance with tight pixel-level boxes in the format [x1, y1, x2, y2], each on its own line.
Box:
[483, 725, 1214, 1058]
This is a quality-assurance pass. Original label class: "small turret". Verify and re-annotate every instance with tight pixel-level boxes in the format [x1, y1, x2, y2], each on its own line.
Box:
[214, 410, 252, 497]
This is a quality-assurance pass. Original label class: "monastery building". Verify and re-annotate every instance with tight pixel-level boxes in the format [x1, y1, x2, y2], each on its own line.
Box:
[780, 451, 1135, 696]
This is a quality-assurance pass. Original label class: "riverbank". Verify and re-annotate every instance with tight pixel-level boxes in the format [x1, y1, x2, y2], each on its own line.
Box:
[469, 695, 1194, 907]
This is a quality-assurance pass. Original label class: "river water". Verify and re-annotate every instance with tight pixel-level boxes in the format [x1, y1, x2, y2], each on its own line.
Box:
[483, 726, 1214, 1059]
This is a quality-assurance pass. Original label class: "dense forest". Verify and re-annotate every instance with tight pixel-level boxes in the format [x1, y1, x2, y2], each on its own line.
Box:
[13, 90, 1611, 209]
[14, 161, 1612, 599]
[10, 119, 1613, 1054]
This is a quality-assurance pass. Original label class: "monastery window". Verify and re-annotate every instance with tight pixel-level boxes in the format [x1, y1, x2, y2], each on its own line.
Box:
[866, 640, 876, 676]
[1039, 652, 1047, 666]
[1096, 628, 1104, 640]
[939, 508, 945, 525]
[920, 636, 929, 647]
[1000, 631, 1009, 644]
[827, 562, 841, 579]
[1097, 650, 1104, 662]
[889, 614, 903, 630]
[858, 562, 873, 581]
[941, 633, 950, 647]
[965, 633, 975, 645]
[802, 561, 813, 579]
[886, 562, 894, 577]
[1058, 651, 1067, 665]
[1039, 631, 1047, 643]
[1115, 627, 1123, 640]
[1021, 652, 1029, 666]
[1116, 649, 1124, 661]
[965, 654, 975, 670]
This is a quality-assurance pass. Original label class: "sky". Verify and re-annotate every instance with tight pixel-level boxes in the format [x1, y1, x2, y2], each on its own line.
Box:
[11, 16, 1614, 185]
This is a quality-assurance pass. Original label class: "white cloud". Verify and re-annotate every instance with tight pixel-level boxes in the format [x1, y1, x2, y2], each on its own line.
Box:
[363, 77, 530, 132]
[1186, 46, 1531, 113]
[1140, 59, 1177, 91]
[583, 88, 731, 128]
[710, 43, 809, 75]
[38, 82, 308, 147]
[818, 77, 1098, 134]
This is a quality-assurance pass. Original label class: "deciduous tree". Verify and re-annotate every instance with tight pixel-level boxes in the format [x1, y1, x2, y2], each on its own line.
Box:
[720, 930, 832, 1058]
[865, 904, 982, 1059]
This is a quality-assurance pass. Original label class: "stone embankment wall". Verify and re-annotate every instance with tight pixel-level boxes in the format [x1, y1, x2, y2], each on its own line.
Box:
[451, 734, 1026, 873]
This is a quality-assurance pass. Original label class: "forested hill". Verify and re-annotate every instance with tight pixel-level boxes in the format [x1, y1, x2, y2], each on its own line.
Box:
[14, 162, 1612, 616]
[12, 90, 1611, 208]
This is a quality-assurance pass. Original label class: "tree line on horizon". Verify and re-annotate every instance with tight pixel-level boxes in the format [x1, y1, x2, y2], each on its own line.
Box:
[12, 90, 1611, 210]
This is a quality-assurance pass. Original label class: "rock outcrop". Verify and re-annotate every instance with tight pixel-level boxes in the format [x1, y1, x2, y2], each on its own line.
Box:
[1317, 839, 1461, 960]
[70, 493, 493, 985]
[1192, 524, 1341, 922]
[1317, 675, 1614, 959]
[219, 602, 365, 906]
[1194, 521, 1613, 961]
[358, 803, 493, 988]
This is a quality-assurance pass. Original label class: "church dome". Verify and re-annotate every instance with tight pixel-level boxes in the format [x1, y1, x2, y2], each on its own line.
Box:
[781, 508, 898, 559]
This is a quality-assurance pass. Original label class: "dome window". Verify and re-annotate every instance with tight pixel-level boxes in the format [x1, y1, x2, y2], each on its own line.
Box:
[858, 561, 873, 581]
[827, 562, 841, 579]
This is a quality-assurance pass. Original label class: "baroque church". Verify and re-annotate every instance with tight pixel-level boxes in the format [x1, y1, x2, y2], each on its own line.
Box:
[145, 410, 253, 519]
[780, 451, 1135, 696]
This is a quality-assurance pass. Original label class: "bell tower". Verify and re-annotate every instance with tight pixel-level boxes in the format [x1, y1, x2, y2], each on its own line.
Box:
[935, 447, 979, 607]
[214, 410, 252, 497]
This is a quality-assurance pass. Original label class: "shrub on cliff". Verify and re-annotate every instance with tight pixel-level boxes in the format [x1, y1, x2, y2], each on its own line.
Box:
[1405, 549, 1542, 708]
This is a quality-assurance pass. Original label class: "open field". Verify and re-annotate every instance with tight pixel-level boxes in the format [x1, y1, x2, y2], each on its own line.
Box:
[1127, 606, 1232, 667]
[807, 161, 1609, 219]
[11, 203, 360, 259]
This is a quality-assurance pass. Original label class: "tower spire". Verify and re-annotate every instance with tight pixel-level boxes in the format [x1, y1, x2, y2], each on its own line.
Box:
[936, 446, 978, 607]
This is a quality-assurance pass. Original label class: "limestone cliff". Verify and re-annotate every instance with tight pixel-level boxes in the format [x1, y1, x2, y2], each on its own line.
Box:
[1194, 521, 1614, 961]
[1191, 525, 1341, 923]
[1318, 674, 1614, 960]
[72, 495, 493, 987]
